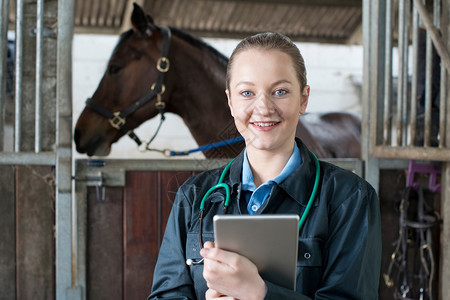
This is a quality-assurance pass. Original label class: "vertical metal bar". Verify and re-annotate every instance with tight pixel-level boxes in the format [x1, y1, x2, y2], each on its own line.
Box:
[424, 14, 433, 146]
[440, 68, 448, 148]
[56, 0, 78, 298]
[14, 0, 23, 152]
[363, 0, 382, 192]
[0, 0, 10, 151]
[410, 3, 419, 146]
[440, 1, 450, 297]
[401, 0, 410, 146]
[436, 0, 446, 149]
[383, 0, 393, 145]
[362, 0, 371, 162]
[396, 0, 406, 146]
[423, 0, 441, 147]
[35, 0, 43, 153]
[414, 0, 450, 72]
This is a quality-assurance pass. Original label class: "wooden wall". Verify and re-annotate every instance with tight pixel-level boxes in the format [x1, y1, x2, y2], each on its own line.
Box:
[86, 170, 197, 299]
[0, 165, 55, 300]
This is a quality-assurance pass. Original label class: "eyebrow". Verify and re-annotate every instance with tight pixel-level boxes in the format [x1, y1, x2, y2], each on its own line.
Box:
[234, 79, 293, 89]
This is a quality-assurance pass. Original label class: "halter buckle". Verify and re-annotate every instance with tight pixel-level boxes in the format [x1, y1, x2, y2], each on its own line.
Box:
[155, 94, 166, 109]
[109, 112, 126, 130]
[151, 83, 166, 95]
[156, 57, 170, 72]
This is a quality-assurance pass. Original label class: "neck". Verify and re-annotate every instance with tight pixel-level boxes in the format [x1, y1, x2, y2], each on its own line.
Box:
[167, 37, 240, 149]
[246, 144, 295, 187]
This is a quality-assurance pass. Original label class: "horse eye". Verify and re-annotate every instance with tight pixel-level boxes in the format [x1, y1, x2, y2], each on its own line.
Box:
[108, 64, 121, 75]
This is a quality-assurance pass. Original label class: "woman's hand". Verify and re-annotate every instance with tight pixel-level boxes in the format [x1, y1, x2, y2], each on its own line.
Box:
[201, 241, 267, 300]
[205, 288, 237, 300]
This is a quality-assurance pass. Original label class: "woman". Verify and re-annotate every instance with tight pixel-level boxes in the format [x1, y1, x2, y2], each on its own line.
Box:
[149, 32, 381, 299]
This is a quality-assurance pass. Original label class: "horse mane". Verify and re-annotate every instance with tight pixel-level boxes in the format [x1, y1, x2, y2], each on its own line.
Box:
[169, 27, 229, 68]
[114, 29, 134, 52]
[115, 28, 229, 69]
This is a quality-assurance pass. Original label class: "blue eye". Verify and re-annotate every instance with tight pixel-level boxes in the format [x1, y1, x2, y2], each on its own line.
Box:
[241, 91, 253, 97]
[274, 89, 287, 96]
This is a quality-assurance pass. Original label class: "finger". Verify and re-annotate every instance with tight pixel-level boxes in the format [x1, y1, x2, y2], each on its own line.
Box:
[200, 247, 241, 267]
[203, 241, 215, 249]
[205, 289, 236, 300]
[205, 288, 222, 299]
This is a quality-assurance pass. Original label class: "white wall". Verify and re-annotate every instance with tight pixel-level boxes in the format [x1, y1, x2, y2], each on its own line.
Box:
[73, 34, 363, 159]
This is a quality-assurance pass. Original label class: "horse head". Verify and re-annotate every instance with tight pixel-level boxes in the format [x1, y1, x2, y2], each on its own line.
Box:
[74, 4, 361, 159]
[74, 4, 175, 156]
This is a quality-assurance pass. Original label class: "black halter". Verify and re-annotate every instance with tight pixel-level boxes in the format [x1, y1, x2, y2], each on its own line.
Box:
[85, 26, 171, 147]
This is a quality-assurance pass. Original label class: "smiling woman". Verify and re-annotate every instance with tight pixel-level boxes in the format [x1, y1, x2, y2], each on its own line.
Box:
[149, 31, 381, 300]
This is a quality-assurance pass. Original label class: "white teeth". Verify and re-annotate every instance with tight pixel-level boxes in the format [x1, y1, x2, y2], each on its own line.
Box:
[253, 122, 277, 127]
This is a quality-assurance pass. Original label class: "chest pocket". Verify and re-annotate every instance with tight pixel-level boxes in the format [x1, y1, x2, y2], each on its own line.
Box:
[186, 232, 214, 260]
[297, 237, 323, 267]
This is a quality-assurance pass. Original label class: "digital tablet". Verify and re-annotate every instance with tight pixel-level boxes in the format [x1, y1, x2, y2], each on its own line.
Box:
[213, 214, 299, 291]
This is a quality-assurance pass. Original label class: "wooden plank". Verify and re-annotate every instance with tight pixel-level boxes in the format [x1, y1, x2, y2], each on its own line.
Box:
[124, 171, 159, 300]
[87, 186, 123, 299]
[16, 165, 55, 300]
[123, 170, 198, 298]
[159, 171, 198, 245]
[0, 165, 15, 299]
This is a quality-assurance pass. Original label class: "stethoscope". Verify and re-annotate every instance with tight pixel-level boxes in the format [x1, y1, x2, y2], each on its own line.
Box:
[186, 150, 320, 266]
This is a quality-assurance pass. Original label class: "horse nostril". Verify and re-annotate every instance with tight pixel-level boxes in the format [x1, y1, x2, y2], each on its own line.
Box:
[74, 129, 81, 145]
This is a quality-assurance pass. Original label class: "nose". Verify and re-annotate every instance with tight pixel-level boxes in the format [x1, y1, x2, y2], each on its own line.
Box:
[74, 129, 81, 146]
[255, 93, 275, 116]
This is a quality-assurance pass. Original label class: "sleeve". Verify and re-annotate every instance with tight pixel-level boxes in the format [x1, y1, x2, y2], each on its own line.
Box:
[264, 179, 382, 300]
[316, 180, 382, 299]
[148, 185, 196, 300]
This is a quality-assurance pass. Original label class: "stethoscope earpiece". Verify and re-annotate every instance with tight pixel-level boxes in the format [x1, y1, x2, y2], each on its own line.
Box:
[186, 258, 204, 265]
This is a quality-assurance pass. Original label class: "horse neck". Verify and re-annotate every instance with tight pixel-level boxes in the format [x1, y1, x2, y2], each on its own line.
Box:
[167, 37, 238, 145]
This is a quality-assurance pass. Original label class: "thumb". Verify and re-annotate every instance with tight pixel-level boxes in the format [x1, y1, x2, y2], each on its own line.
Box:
[203, 241, 215, 249]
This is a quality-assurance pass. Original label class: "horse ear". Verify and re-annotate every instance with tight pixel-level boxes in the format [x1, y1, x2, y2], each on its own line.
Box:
[131, 3, 155, 37]
[146, 13, 154, 24]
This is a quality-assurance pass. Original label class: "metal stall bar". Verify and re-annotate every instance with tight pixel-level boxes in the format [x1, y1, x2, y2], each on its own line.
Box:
[440, 60, 448, 148]
[401, 0, 410, 146]
[396, 0, 407, 146]
[35, 0, 43, 152]
[364, 0, 386, 191]
[414, 0, 450, 72]
[56, 0, 77, 298]
[383, 0, 393, 146]
[410, 3, 419, 146]
[423, 1, 436, 147]
[14, 0, 23, 152]
[432, 0, 441, 147]
[0, 0, 8, 151]
[0, 0, 9, 151]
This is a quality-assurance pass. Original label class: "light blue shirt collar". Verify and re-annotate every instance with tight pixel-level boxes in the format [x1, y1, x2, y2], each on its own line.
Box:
[242, 145, 302, 214]
[242, 145, 302, 191]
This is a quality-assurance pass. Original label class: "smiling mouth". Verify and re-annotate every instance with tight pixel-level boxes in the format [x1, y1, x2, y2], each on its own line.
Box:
[251, 121, 280, 127]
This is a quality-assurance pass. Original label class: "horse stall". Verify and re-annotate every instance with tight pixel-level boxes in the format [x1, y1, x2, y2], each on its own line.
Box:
[0, 0, 75, 299]
[364, 0, 450, 299]
[1, 1, 450, 300]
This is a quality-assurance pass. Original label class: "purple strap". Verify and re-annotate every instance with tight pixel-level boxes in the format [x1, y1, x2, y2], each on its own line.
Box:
[406, 160, 441, 193]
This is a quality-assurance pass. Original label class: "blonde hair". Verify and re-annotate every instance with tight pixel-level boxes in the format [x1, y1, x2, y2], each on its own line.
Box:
[226, 32, 307, 91]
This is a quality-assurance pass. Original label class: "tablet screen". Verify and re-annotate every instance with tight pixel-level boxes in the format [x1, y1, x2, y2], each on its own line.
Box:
[213, 214, 299, 291]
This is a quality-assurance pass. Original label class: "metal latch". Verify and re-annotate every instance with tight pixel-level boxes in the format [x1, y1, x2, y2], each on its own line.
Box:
[73, 172, 106, 202]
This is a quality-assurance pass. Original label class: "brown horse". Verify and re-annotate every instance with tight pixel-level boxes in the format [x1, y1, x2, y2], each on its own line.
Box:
[74, 4, 361, 159]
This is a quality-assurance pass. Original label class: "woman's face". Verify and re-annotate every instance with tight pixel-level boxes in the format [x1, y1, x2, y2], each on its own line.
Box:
[226, 49, 309, 154]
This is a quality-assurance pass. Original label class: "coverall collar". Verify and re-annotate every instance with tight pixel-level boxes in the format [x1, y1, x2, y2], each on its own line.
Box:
[228, 138, 319, 208]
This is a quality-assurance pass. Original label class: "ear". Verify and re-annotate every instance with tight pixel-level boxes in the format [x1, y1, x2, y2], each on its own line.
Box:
[299, 85, 310, 115]
[131, 3, 155, 37]
[225, 89, 234, 117]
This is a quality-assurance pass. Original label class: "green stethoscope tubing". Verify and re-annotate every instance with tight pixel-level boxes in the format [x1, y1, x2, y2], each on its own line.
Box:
[199, 150, 320, 231]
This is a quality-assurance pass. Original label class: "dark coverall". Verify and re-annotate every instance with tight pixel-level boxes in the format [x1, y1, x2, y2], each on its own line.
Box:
[149, 138, 382, 299]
